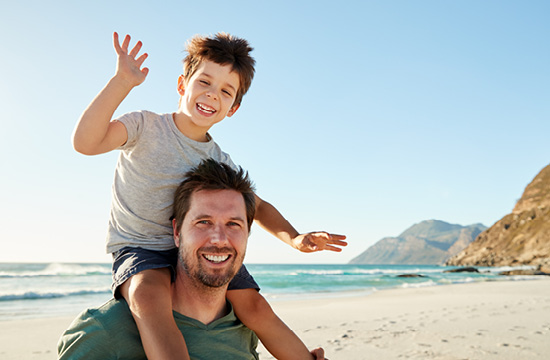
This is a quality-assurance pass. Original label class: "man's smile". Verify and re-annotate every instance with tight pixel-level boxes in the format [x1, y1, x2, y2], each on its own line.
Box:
[203, 254, 230, 263]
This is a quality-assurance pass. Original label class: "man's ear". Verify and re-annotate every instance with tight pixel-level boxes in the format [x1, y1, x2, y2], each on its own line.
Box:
[177, 75, 186, 96]
[227, 103, 240, 117]
[172, 219, 181, 247]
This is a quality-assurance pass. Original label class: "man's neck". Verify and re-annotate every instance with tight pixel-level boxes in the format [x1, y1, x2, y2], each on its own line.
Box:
[171, 274, 229, 325]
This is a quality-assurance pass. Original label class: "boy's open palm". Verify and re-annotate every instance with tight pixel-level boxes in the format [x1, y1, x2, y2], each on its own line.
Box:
[292, 232, 347, 253]
[113, 32, 149, 88]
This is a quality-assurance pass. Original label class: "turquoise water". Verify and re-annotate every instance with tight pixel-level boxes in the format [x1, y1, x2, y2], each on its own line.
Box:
[0, 262, 535, 320]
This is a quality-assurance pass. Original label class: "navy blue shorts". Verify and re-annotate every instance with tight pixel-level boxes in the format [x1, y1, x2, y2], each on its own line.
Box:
[111, 246, 259, 297]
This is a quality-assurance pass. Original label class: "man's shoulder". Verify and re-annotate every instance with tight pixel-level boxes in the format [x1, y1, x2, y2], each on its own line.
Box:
[58, 299, 142, 359]
[69, 298, 130, 328]
[88, 298, 130, 317]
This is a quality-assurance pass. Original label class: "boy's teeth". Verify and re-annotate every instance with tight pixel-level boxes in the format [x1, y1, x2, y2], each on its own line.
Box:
[198, 104, 215, 113]
[204, 254, 229, 263]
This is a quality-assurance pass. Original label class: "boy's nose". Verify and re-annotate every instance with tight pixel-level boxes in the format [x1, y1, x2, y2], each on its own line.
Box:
[206, 90, 218, 100]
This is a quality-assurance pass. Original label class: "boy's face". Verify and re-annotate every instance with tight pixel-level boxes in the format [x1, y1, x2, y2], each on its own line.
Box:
[178, 60, 241, 132]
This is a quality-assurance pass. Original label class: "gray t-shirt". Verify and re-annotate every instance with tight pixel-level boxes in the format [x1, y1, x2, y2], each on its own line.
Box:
[107, 110, 236, 253]
[57, 298, 259, 360]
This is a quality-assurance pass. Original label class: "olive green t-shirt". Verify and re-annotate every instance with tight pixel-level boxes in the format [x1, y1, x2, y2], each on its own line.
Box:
[57, 298, 259, 360]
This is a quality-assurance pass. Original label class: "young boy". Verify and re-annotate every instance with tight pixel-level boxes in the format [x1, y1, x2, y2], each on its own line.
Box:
[73, 32, 347, 360]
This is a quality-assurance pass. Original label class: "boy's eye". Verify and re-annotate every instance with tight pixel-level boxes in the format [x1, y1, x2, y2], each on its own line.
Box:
[199, 80, 209, 85]
[222, 90, 232, 96]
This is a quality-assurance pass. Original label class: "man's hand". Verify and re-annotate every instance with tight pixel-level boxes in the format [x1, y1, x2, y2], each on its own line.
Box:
[310, 347, 327, 360]
[113, 32, 149, 88]
[291, 232, 347, 253]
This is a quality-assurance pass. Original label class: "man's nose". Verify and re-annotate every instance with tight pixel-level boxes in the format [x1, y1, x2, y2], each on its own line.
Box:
[209, 225, 228, 244]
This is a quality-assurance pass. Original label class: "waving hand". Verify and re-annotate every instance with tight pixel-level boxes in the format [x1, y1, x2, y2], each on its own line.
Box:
[113, 32, 149, 88]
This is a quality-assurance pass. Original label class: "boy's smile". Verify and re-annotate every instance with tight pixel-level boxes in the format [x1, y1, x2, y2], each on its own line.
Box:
[196, 103, 216, 116]
[175, 60, 241, 142]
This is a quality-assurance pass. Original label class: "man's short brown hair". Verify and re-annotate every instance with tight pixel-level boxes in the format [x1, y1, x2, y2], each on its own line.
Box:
[172, 159, 256, 232]
[183, 33, 255, 107]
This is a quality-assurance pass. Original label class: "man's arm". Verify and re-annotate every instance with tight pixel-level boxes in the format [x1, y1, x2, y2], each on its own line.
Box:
[72, 32, 148, 155]
[253, 194, 347, 252]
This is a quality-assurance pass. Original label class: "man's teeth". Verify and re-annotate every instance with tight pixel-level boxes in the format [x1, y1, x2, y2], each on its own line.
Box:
[197, 104, 215, 113]
[204, 254, 229, 263]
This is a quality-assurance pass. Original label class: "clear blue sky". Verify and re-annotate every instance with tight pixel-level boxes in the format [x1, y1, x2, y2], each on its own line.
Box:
[1, 1, 548, 264]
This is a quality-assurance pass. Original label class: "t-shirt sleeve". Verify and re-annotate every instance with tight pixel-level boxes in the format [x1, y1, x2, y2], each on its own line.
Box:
[116, 111, 145, 150]
[57, 310, 114, 360]
[222, 152, 238, 171]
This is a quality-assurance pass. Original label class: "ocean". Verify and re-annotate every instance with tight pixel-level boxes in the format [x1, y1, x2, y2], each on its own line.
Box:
[0, 262, 537, 321]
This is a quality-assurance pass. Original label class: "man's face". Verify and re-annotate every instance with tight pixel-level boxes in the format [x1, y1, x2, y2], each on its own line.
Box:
[173, 189, 248, 288]
[178, 60, 241, 132]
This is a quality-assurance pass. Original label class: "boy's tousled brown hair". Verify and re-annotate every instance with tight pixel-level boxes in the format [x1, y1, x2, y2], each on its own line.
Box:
[172, 159, 256, 232]
[183, 32, 255, 107]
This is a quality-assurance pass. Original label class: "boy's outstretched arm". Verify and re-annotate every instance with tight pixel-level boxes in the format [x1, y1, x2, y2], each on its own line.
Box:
[254, 194, 347, 252]
[73, 32, 149, 155]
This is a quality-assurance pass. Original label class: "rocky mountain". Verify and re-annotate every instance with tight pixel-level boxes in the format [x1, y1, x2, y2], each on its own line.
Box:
[349, 220, 486, 265]
[447, 164, 550, 271]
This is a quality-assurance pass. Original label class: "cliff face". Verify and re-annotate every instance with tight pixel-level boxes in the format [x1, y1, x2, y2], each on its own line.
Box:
[349, 220, 486, 265]
[447, 164, 550, 270]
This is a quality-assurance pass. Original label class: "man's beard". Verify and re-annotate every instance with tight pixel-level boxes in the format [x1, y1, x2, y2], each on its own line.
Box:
[179, 245, 244, 288]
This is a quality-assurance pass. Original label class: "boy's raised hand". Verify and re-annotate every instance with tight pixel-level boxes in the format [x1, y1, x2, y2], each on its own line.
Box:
[292, 232, 347, 253]
[113, 32, 149, 88]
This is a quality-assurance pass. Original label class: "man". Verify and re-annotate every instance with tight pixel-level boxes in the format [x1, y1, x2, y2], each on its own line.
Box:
[58, 159, 325, 359]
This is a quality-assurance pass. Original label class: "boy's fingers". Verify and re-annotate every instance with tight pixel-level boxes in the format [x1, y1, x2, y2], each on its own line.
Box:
[324, 245, 343, 252]
[327, 233, 347, 240]
[136, 53, 148, 66]
[328, 235, 346, 245]
[312, 232, 346, 239]
[129, 41, 143, 58]
[309, 233, 347, 252]
[113, 32, 122, 53]
[327, 241, 348, 246]
[121, 34, 131, 52]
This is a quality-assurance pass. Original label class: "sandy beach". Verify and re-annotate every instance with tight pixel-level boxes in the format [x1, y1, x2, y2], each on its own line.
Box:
[1, 278, 549, 360]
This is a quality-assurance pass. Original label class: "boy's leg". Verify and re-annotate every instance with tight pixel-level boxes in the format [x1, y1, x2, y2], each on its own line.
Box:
[112, 247, 189, 360]
[226, 264, 314, 360]
[227, 289, 313, 360]
[119, 268, 190, 360]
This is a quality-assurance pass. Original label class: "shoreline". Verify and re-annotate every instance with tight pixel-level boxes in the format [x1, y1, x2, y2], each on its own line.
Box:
[1, 278, 549, 359]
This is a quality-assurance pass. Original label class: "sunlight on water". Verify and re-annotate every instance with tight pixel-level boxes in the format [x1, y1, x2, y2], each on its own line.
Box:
[0, 263, 537, 320]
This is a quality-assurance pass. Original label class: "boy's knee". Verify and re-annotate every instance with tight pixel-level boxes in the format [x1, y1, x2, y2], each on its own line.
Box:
[119, 269, 171, 313]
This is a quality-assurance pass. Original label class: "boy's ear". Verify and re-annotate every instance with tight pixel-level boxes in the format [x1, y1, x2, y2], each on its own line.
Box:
[177, 75, 186, 96]
[227, 103, 240, 117]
